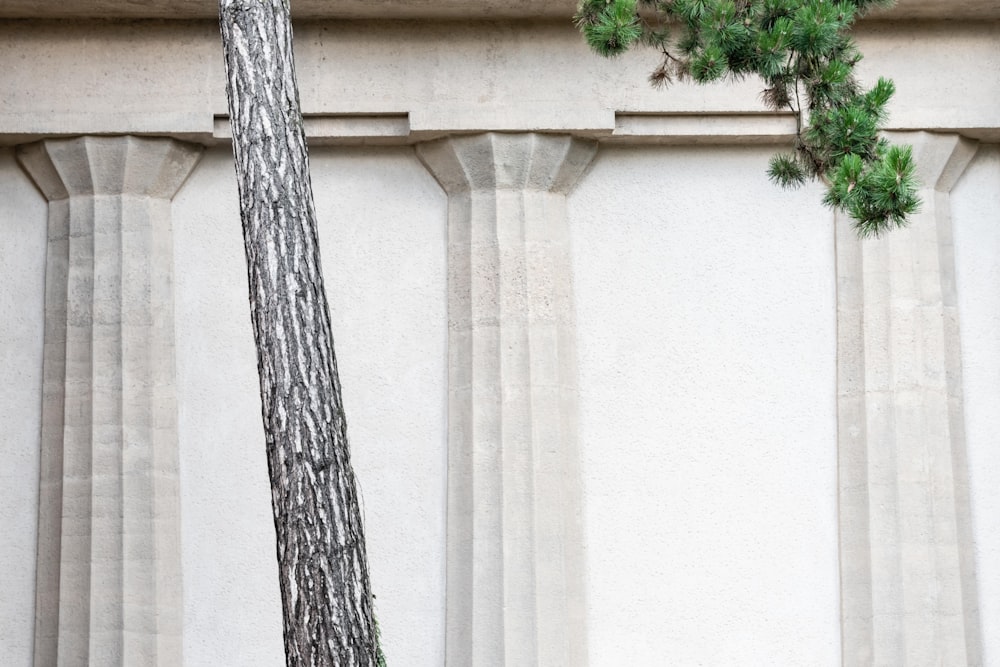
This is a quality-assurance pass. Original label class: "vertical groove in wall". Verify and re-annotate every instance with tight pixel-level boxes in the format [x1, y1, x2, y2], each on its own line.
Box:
[34, 186, 70, 665]
[835, 203, 868, 666]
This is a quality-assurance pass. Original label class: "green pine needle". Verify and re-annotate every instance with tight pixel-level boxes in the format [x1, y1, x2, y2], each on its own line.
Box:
[579, 0, 643, 56]
[768, 154, 807, 189]
[690, 44, 728, 81]
[576, 0, 917, 236]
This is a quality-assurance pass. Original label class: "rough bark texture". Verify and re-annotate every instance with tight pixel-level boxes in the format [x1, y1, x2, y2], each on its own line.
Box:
[218, 2, 377, 665]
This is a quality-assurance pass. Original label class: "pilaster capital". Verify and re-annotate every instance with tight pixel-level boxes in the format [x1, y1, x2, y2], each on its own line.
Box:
[883, 131, 978, 194]
[416, 132, 596, 195]
[16, 135, 202, 201]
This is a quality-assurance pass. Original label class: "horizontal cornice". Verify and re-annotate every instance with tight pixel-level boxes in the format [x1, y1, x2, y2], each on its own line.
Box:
[4, 111, 998, 147]
[1, 17, 996, 144]
[0, 0, 997, 20]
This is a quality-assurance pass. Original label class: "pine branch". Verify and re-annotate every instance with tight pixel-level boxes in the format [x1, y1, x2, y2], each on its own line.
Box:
[576, 0, 920, 236]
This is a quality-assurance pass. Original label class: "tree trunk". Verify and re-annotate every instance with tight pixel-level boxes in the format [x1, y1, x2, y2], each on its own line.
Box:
[218, 2, 377, 665]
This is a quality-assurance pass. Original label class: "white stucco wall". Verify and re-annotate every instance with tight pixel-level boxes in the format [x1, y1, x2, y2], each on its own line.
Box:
[2, 139, 998, 666]
[952, 144, 1000, 667]
[311, 148, 448, 667]
[172, 146, 448, 666]
[172, 141, 849, 667]
[0, 149, 46, 666]
[570, 145, 841, 665]
[172, 148, 283, 665]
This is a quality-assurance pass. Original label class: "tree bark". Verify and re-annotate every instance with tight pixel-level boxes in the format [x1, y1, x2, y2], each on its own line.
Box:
[218, 2, 377, 665]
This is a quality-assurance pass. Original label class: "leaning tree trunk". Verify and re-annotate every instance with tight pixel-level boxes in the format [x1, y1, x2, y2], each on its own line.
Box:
[219, 1, 377, 665]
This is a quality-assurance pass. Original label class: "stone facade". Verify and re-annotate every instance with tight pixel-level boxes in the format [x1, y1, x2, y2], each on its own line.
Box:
[0, 3, 998, 666]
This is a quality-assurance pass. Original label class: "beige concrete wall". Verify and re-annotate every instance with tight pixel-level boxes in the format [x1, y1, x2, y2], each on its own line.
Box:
[0, 11, 998, 667]
[0, 21, 997, 142]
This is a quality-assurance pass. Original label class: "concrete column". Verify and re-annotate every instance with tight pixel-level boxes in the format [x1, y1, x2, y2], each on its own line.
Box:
[417, 133, 596, 666]
[837, 131, 981, 666]
[16, 136, 201, 667]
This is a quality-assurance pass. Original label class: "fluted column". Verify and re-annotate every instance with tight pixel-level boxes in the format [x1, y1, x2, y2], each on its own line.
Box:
[417, 133, 596, 666]
[17, 136, 201, 667]
[837, 131, 981, 666]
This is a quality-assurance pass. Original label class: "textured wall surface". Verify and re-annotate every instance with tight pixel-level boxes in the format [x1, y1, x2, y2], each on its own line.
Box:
[953, 144, 1000, 667]
[0, 149, 46, 666]
[570, 145, 841, 665]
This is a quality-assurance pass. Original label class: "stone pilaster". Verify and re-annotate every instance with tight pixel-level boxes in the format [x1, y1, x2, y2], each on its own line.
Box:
[837, 132, 981, 666]
[16, 136, 201, 667]
[417, 133, 595, 666]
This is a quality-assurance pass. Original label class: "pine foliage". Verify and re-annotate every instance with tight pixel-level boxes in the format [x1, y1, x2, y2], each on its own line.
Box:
[575, 0, 920, 237]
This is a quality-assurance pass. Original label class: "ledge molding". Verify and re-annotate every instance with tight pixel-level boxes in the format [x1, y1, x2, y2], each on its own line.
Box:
[6, 111, 997, 148]
[0, 0, 996, 20]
